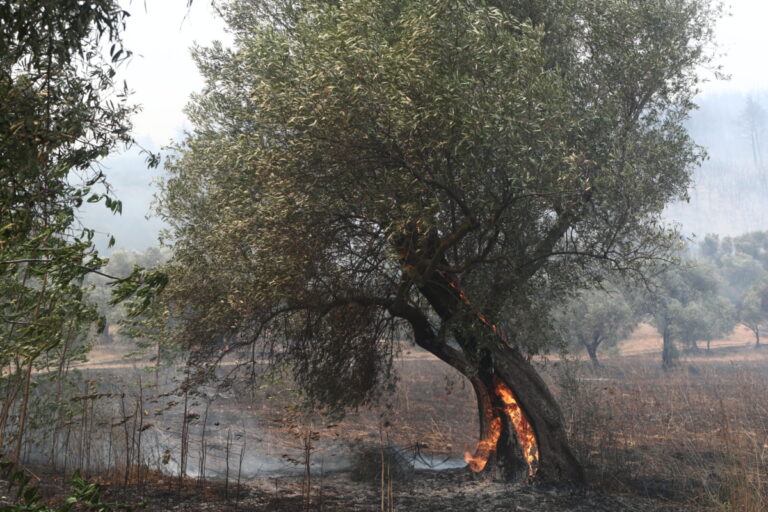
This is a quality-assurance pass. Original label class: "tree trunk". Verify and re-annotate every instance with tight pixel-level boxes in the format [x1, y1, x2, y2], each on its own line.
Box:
[392, 230, 583, 483]
[755, 326, 761, 348]
[466, 374, 526, 481]
[662, 326, 675, 371]
[584, 341, 601, 369]
[485, 345, 583, 482]
[406, 271, 583, 483]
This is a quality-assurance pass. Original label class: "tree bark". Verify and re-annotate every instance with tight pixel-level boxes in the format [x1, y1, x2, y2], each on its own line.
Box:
[662, 325, 675, 371]
[485, 345, 583, 482]
[584, 340, 601, 369]
[392, 228, 583, 483]
[408, 271, 582, 482]
[466, 373, 527, 480]
[407, 321, 583, 482]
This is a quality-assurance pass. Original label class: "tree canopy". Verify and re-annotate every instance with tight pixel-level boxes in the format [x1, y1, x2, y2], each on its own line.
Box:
[556, 286, 637, 367]
[158, 0, 721, 481]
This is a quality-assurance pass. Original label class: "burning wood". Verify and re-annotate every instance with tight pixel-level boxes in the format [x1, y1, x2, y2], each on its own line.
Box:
[444, 273, 541, 476]
[464, 417, 502, 472]
[463, 379, 539, 477]
[494, 378, 539, 477]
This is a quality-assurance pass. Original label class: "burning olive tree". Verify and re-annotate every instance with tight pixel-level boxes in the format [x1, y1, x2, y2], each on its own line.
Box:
[159, 0, 720, 482]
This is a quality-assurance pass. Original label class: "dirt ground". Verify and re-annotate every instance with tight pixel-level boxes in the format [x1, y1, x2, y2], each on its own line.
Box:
[3, 466, 698, 512]
[5, 324, 768, 511]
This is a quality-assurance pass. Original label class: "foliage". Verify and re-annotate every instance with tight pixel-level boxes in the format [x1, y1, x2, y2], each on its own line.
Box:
[697, 232, 768, 346]
[0, 460, 145, 512]
[86, 248, 170, 337]
[556, 286, 637, 366]
[672, 294, 735, 350]
[157, 2, 720, 468]
[0, 0, 141, 460]
[645, 261, 735, 366]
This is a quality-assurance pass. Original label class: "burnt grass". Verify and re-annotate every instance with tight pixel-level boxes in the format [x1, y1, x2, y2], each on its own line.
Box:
[4, 336, 768, 511]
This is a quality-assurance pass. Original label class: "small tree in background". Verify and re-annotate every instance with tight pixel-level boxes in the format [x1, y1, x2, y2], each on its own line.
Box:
[742, 279, 768, 348]
[647, 262, 730, 368]
[557, 287, 637, 368]
[739, 96, 767, 169]
[674, 295, 736, 352]
[696, 232, 768, 348]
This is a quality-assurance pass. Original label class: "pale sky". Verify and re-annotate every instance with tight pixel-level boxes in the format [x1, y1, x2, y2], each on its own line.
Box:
[80, 0, 229, 252]
[702, 0, 768, 95]
[82, 0, 768, 253]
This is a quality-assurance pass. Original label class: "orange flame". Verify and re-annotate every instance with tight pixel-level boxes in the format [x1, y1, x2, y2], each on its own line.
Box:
[464, 417, 502, 472]
[443, 272, 539, 476]
[464, 380, 539, 477]
[495, 378, 539, 477]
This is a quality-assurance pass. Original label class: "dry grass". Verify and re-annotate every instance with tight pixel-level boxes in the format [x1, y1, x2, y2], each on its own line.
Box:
[557, 344, 768, 510]
[68, 328, 768, 511]
[352, 331, 768, 511]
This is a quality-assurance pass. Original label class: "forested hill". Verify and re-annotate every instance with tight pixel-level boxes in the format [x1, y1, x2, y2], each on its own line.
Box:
[665, 90, 768, 236]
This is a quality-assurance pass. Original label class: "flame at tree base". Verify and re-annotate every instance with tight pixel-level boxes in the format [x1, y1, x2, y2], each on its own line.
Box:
[464, 417, 502, 472]
[464, 379, 539, 477]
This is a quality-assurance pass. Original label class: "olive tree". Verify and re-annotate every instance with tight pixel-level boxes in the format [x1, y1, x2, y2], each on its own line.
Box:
[647, 262, 728, 368]
[159, 0, 720, 482]
[742, 279, 768, 347]
[674, 295, 735, 352]
[697, 233, 768, 347]
[557, 287, 637, 368]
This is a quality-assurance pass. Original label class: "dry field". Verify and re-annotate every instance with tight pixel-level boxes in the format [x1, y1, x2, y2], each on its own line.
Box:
[8, 325, 768, 511]
[236, 322, 768, 510]
[318, 324, 768, 511]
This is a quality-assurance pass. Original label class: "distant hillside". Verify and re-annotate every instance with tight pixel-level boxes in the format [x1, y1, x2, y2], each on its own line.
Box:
[664, 90, 768, 237]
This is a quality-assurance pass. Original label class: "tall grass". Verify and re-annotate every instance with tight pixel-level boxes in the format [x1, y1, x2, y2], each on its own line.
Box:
[557, 354, 768, 510]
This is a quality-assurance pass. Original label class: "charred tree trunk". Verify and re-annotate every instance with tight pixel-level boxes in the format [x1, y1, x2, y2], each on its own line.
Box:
[467, 370, 528, 481]
[406, 319, 583, 482]
[394, 268, 583, 482]
[492, 345, 582, 482]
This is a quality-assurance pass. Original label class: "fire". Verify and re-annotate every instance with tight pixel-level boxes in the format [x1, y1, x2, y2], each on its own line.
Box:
[494, 378, 539, 476]
[464, 379, 539, 478]
[464, 417, 502, 472]
[443, 272, 539, 477]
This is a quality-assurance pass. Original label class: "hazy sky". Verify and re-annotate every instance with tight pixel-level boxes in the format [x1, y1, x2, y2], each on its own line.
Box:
[80, 1, 229, 253]
[81, 0, 768, 253]
[703, 0, 768, 95]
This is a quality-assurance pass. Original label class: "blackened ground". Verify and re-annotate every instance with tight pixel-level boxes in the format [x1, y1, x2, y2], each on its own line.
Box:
[57, 469, 703, 511]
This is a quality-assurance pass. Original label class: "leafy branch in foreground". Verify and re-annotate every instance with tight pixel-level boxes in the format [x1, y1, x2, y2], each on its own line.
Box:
[0, 459, 145, 512]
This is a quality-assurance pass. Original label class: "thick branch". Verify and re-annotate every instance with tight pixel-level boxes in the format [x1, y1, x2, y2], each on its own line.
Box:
[388, 298, 471, 372]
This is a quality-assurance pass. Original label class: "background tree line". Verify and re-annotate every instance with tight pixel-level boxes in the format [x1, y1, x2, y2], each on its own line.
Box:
[556, 231, 768, 369]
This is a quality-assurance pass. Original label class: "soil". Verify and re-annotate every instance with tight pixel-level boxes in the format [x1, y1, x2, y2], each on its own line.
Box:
[238, 469, 698, 512]
[1, 467, 702, 512]
[8, 330, 763, 511]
